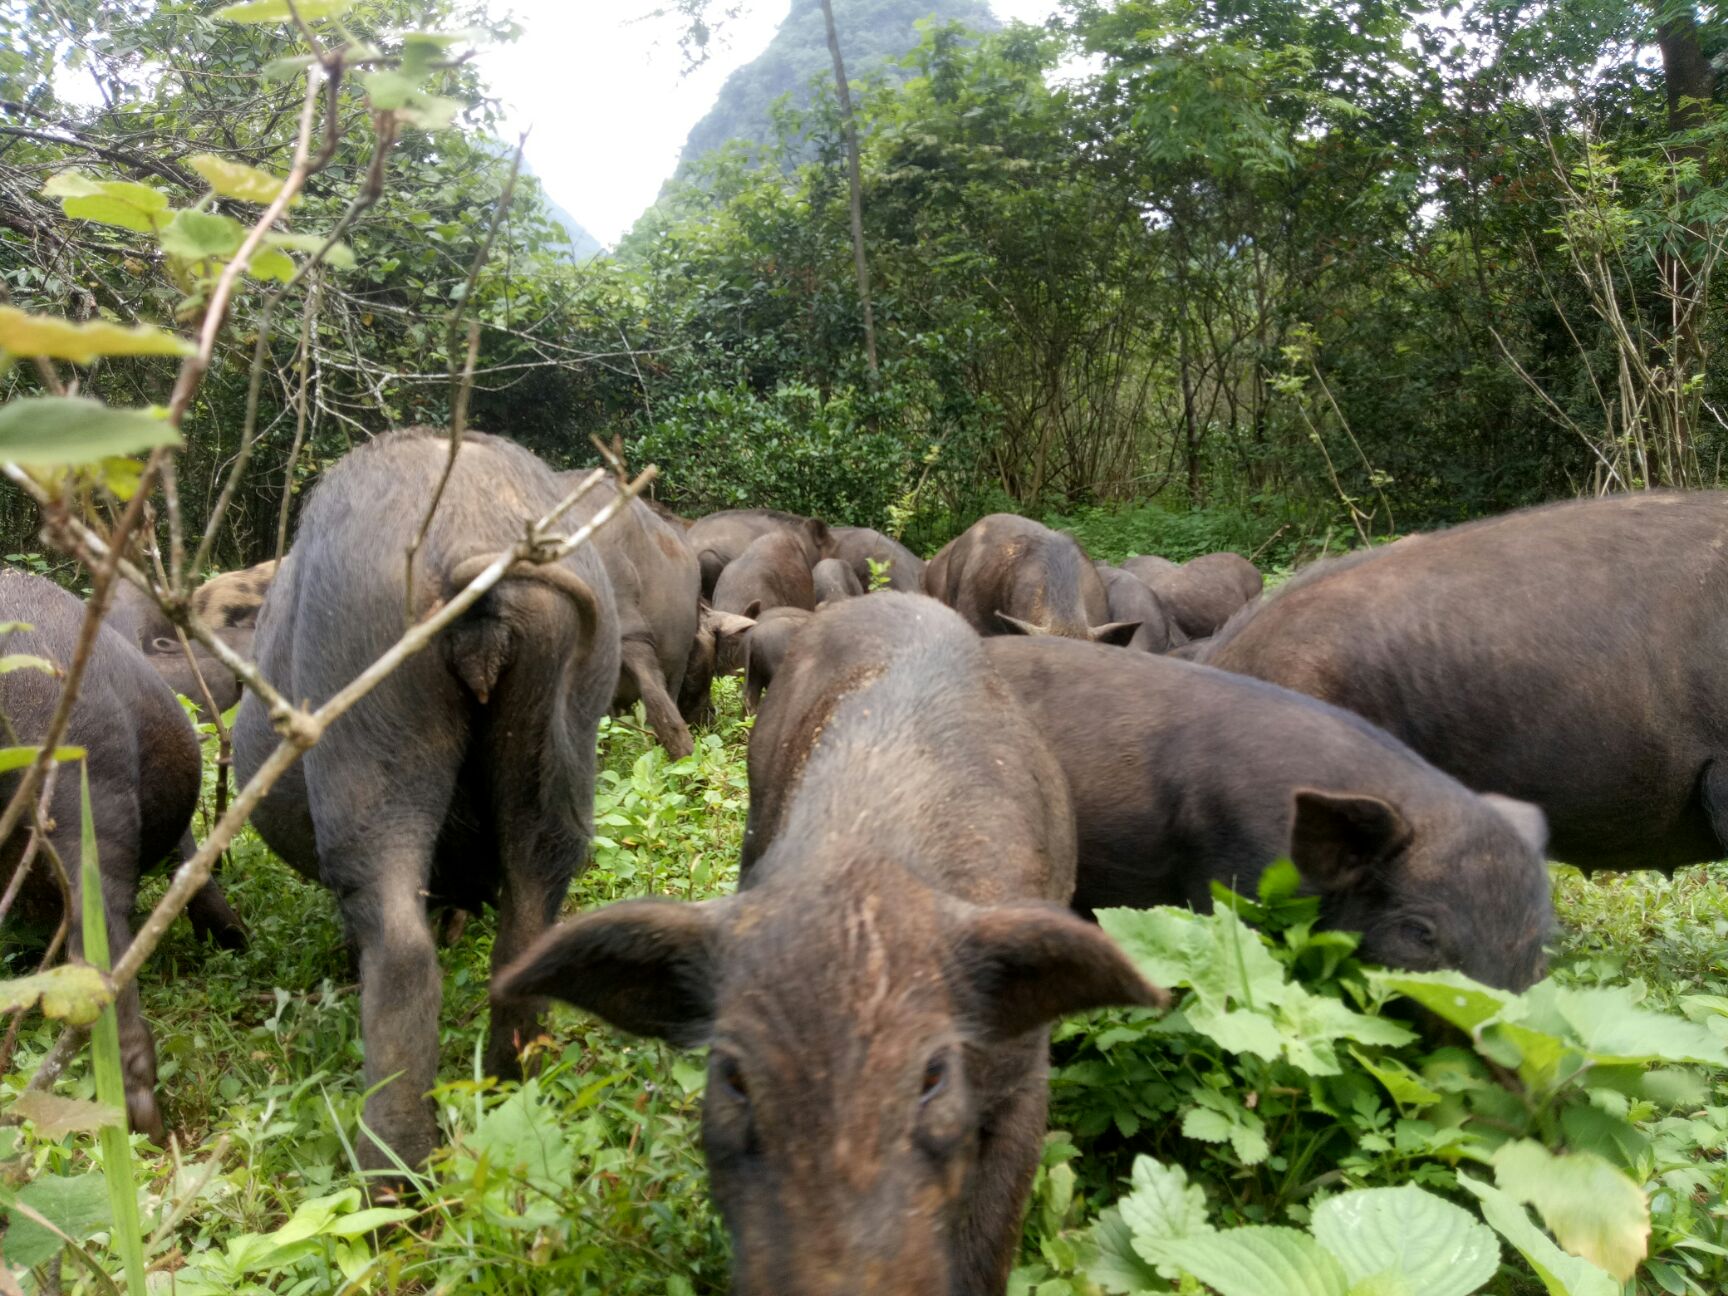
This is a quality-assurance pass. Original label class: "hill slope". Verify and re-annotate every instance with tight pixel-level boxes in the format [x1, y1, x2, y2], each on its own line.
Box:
[680, 0, 999, 167]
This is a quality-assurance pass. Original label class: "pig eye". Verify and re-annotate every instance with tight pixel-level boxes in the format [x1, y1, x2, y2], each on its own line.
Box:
[1400, 917, 1437, 948]
[920, 1053, 949, 1104]
[714, 1054, 749, 1104]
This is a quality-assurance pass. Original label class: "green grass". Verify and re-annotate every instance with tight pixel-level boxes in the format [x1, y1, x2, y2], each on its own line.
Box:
[3, 676, 1727, 1294]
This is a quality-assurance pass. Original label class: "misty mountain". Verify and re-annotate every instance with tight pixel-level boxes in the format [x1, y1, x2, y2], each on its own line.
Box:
[679, 0, 1000, 168]
[484, 138, 603, 260]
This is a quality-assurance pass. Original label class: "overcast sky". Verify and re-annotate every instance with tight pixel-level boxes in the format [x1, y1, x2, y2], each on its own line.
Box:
[480, 1, 1058, 248]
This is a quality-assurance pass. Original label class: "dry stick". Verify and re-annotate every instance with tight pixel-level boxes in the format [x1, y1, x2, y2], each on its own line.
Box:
[191, 75, 361, 581]
[275, 276, 319, 563]
[404, 135, 527, 621]
[27, 464, 653, 1092]
[404, 321, 479, 624]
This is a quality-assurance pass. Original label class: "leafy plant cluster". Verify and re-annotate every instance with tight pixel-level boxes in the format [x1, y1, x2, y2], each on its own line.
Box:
[1012, 869, 1728, 1296]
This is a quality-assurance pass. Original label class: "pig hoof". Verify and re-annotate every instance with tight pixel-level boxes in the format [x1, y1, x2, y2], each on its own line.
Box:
[127, 1090, 167, 1146]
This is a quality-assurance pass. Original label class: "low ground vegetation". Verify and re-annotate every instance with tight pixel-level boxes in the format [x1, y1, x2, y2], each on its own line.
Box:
[4, 657, 1726, 1295]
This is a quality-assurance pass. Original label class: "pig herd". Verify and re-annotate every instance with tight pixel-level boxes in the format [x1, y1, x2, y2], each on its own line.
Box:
[4, 424, 1725, 1296]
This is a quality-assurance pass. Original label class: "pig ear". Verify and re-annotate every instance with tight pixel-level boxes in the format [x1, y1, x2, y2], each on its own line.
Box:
[493, 898, 725, 1048]
[1089, 620, 1141, 647]
[1481, 793, 1549, 857]
[706, 610, 757, 637]
[1289, 788, 1414, 892]
[953, 903, 1169, 1041]
[742, 599, 763, 621]
[995, 612, 1044, 636]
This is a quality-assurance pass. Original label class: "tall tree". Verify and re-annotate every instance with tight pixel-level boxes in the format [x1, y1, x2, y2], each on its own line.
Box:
[819, 0, 880, 380]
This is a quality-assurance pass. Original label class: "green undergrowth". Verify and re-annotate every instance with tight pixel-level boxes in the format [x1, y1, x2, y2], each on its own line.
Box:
[3, 678, 1727, 1295]
[1045, 500, 1323, 572]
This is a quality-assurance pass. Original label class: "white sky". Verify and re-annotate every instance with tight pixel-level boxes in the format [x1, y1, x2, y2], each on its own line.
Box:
[481, 1, 1059, 248]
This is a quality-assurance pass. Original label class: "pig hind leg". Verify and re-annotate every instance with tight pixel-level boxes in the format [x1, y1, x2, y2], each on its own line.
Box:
[623, 636, 693, 761]
[177, 830, 248, 950]
[481, 705, 594, 1080]
[308, 749, 456, 1172]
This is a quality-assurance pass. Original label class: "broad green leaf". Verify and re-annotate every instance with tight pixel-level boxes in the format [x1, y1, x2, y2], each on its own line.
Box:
[1491, 1141, 1649, 1280]
[1457, 1173, 1620, 1296]
[1514, 982, 1728, 1067]
[1117, 1156, 1212, 1279]
[0, 395, 181, 468]
[0, 653, 57, 675]
[359, 70, 460, 129]
[1346, 1276, 1417, 1296]
[264, 231, 357, 269]
[1349, 1047, 1442, 1107]
[11, 1090, 123, 1138]
[1099, 906, 1287, 1013]
[214, 0, 352, 21]
[1278, 991, 1416, 1074]
[398, 30, 462, 78]
[1312, 1185, 1498, 1296]
[0, 745, 86, 771]
[1478, 1017, 1573, 1088]
[1085, 1205, 1174, 1294]
[42, 172, 169, 232]
[3, 1172, 112, 1269]
[1145, 1226, 1351, 1296]
[324, 1205, 419, 1236]
[1367, 969, 1515, 1032]
[262, 54, 317, 80]
[160, 209, 246, 261]
[1182, 1099, 1269, 1164]
[0, 308, 192, 363]
[187, 153, 289, 204]
[248, 246, 297, 282]
[1257, 857, 1302, 904]
[0, 963, 111, 1025]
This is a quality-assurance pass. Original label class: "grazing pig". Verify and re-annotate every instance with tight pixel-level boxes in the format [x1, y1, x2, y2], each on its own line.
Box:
[106, 559, 276, 717]
[1, 569, 247, 1141]
[741, 606, 813, 712]
[711, 529, 818, 619]
[829, 524, 924, 592]
[678, 601, 758, 726]
[1202, 492, 1728, 876]
[497, 593, 1164, 1296]
[1095, 563, 1185, 654]
[234, 428, 620, 1168]
[687, 508, 830, 599]
[923, 514, 1137, 644]
[576, 475, 702, 760]
[1129, 551, 1263, 640]
[811, 557, 863, 606]
[1120, 554, 1178, 585]
[986, 638, 1553, 989]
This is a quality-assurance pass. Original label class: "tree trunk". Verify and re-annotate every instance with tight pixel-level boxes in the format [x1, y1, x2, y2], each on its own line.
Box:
[1656, 4, 1715, 482]
[819, 0, 879, 381]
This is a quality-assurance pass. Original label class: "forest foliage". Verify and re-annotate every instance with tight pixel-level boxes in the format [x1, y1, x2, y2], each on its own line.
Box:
[5, 0, 1728, 562]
